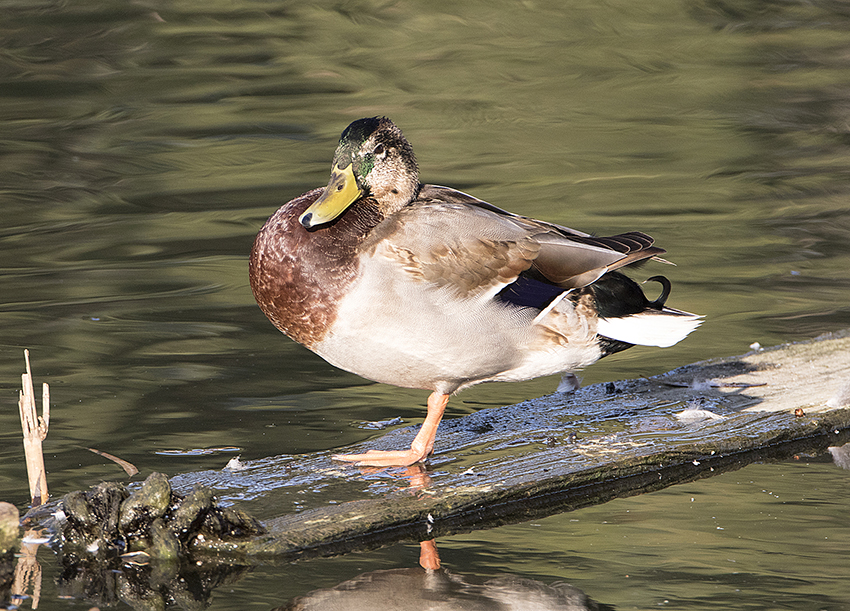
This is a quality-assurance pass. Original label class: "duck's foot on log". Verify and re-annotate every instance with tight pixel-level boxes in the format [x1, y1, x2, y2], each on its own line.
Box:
[333, 392, 449, 467]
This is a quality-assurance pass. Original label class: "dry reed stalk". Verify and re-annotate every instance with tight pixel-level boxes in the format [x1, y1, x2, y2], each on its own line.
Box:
[18, 349, 49, 506]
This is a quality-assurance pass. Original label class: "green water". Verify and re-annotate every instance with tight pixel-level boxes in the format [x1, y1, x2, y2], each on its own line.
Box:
[1, 0, 849, 608]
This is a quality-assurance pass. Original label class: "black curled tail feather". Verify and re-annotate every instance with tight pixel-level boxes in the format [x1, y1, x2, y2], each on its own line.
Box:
[586, 271, 655, 319]
[645, 275, 671, 309]
[583, 271, 651, 357]
[586, 272, 674, 357]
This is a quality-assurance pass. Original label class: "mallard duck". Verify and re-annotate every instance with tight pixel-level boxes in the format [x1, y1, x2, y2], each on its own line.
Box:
[249, 117, 701, 467]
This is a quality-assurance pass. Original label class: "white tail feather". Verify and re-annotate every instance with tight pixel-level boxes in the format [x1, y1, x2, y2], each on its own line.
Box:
[597, 308, 702, 348]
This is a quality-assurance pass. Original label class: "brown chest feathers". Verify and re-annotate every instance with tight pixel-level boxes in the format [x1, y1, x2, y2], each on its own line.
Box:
[249, 188, 384, 348]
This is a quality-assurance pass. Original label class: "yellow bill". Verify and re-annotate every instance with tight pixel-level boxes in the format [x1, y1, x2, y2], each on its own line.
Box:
[299, 163, 363, 229]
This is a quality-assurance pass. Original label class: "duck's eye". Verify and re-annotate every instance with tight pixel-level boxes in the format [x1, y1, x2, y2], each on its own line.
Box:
[373, 144, 385, 157]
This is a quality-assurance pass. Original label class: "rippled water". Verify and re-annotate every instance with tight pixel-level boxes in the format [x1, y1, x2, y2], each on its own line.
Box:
[1, 0, 849, 609]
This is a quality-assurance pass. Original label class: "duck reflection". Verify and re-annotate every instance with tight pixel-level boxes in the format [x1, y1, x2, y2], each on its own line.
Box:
[274, 539, 600, 611]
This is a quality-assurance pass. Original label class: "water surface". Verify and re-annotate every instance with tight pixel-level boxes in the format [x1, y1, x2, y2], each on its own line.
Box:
[1, 0, 849, 609]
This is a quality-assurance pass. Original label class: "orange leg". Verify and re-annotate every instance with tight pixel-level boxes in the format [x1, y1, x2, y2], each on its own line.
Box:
[333, 391, 449, 467]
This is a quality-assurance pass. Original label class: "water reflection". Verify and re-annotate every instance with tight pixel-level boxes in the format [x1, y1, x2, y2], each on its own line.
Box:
[44, 533, 600, 611]
[55, 550, 248, 611]
[276, 540, 599, 611]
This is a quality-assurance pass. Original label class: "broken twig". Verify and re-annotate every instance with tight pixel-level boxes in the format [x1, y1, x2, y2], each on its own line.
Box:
[87, 447, 139, 477]
[18, 349, 49, 506]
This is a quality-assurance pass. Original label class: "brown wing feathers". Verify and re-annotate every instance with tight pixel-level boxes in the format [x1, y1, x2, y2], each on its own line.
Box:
[529, 230, 664, 290]
[390, 187, 665, 296]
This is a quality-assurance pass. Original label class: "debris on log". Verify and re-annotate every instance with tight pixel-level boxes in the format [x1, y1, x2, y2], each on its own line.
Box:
[57, 472, 264, 561]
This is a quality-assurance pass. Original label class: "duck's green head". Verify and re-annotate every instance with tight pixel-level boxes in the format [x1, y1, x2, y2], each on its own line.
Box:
[299, 117, 419, 229]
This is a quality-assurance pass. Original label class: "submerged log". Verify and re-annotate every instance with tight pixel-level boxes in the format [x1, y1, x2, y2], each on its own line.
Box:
[178, 330, 850, 561]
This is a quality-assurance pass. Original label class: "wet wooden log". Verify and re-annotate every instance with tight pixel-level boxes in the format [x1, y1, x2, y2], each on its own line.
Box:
[185, 330, 850, 561]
